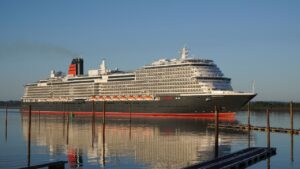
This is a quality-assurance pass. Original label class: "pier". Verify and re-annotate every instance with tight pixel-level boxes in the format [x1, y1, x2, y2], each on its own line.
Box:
[19, 161, 67, 169]
[208, 102, 298, 135]
[207, 123, 300, 134]
[182, 147, 276, 169]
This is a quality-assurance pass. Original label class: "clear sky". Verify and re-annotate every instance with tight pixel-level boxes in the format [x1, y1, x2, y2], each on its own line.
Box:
[0, 0, 300, 102]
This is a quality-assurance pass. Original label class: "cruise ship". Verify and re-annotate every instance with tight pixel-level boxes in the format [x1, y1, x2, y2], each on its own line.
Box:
[21, 48, 256, 117]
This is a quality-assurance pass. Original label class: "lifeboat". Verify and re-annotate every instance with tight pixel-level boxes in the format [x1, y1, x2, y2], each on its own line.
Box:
[91, 95, 96, 101]
[105, 96, 112, 101]
[120, 95, 127, 101]
[112, 96, 119, 101]
[128, 95, 135, 101]
[98, 96, 104, 101]
[137, 95, 144, 100]
[145, 95, 153, 100]
[93, 96, 100, 101]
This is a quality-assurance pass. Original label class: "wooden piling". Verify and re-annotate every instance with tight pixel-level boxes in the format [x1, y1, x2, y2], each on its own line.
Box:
[38, 110, 41, 135]
[27, 105, 32, 167]
[66, 106, 70, 145]
[5, 104, 8, 142]
[266, 108, 271, 169]
[267, 158, 271, 169]
[102, 100, 106, 166]
[102, 119, 106, 166]
[214, 106, 219, 158]
[102, 123, 105, 166]
[290, 130, 294, 162]
[247, 103, 251, 129]
[266, 108, 270, 148]
[290, 101, 294, 162]
[129, 102, 132, 139]
[63, 104, 65, 137]
[247, 102, 251, 148]
[92, 101, 96, 148]
[103, 101, 106, 124]
[129, 102, 132, 124]
[290, 102, 294, 134]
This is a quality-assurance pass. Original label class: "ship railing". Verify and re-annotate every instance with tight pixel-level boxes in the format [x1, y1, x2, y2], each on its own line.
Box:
[88, 95, 156, 101]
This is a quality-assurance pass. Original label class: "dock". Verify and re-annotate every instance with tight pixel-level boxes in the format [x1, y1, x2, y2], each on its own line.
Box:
[19, 161, 67, 169]
[182, 147, 276, 169]
[208, 123, 300, 134]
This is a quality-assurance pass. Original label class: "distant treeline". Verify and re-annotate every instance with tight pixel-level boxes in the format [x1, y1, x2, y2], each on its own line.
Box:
[0, 100, 21, 108]
[244, 101, 300, 111]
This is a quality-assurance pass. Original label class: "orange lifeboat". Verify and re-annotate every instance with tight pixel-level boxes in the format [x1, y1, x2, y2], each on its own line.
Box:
[98, 96, 104, 101]
[120, 95, 127, 101]
[128, 95, 135, 101]
[112, 96, 119, 101]
[137, 95, 144, 100]
[105, 96, 111, 101]
[145, 95, 153, 100]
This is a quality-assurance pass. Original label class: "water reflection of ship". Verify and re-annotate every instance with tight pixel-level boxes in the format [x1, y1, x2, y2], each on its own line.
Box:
[21, 113, 251, 169]
[67, 148, 83, 169]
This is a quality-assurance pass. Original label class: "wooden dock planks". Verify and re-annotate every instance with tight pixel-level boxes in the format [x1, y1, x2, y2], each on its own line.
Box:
[182, 147, 276, 169]
[19, 161, 67, 169]
[208, 123, 300, 135]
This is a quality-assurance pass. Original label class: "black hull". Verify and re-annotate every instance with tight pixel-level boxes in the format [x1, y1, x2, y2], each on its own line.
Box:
[21, 94, 256, 116]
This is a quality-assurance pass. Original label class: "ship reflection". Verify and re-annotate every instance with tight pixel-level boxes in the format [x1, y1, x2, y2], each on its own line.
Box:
[68, 148, 83, 168]
[21, 113, 251, 169]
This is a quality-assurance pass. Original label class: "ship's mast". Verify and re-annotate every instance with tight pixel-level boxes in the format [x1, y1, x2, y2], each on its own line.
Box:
[252, 80, 255, 93]
[100, 59, 107, 75]
[180, 47, 189, 60]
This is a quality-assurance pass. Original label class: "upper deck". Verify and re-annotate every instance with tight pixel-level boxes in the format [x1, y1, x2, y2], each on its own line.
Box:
[22, 47, 248, 102]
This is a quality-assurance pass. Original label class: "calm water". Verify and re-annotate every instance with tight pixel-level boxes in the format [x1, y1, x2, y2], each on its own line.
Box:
[1, 109, 300, 169]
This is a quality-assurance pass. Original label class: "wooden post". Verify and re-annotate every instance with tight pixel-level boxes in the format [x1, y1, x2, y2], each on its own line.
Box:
[290, 102, 294, 134]
[266, 108, 271, 169]
[266, 108, 270, 148]
[129, 102, 132, 124]
[92, 100, 96, 148]
[247, 102, 251, 148]
[5, 104, 8, 142]
[27, 105, 32, 167]
[101, 100, 106, 166]
[267, 158, 271, 169]
[290, 101, 294, 162]
[247, 102, 251, 129]
[129, 102, 132, 139]
[66, 106, 70, 145]
[214, 106, 219, 158]
[291, 128, 294, 162]
[102, 125, 106, 166]
[103, 101, 106, 124]
[63, 104, 65, 137]
[102, 114, 106, 166]
[38, 110, 41, 135]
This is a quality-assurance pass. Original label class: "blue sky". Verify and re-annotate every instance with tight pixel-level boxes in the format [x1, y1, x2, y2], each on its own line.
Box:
[0, 0, 299, 101]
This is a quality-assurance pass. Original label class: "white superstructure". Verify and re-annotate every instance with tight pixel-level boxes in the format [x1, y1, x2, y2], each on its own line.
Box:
[22, 48, 241, 102]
